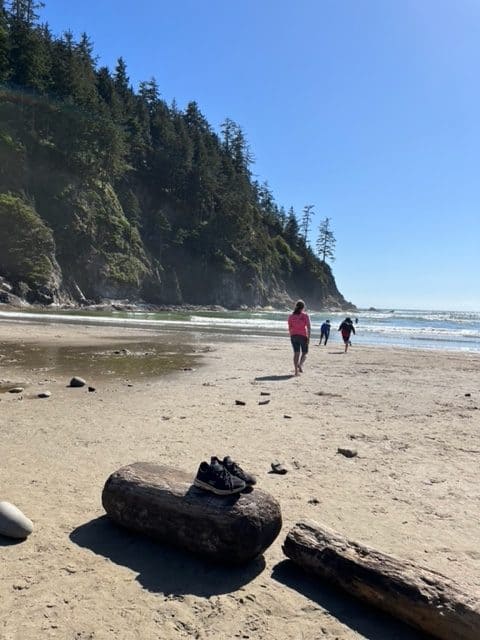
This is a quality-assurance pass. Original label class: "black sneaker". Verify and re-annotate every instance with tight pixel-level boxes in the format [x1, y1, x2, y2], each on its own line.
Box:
[221, 456, 257, 486]
[194, 459, 246, 495]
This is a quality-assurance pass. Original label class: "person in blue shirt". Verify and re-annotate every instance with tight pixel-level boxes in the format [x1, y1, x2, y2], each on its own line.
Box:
[318, 319, 331, 346]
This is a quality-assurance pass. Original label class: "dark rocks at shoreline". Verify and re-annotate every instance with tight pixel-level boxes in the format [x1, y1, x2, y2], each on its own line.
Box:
[1, 292, 356, 314]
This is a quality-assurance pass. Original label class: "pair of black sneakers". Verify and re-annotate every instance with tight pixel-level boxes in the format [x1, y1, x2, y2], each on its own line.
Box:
[194, 456, 256, 495]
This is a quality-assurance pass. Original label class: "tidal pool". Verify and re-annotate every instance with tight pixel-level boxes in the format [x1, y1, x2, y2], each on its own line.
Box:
[0, 338, 203, 388]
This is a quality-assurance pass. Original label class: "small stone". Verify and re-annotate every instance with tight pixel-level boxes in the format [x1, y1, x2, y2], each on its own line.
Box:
[235, 400, 246, 406]
[69, 377, 86, 388]
[308, 497, 320, 505]
[465, 393, 471, 397]
[337, 447, 358, 458]
[38, 391, 51, 398]
[88, 386, 96, 392]
[270, 461, 288, 475]
[260, 391, 271, 396]
[258, 399, 270, 405]
[283, 414, 292, 419]
[8, 387, 24, 394]
[127, 383, 133, 387]
[182, 367, 193, 371]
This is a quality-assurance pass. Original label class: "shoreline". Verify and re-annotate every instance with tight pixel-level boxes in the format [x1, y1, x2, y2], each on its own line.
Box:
[2, 309, 480, 357]
[1, 321, 479, 639]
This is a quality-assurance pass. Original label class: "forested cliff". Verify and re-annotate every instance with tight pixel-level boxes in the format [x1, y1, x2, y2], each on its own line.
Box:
[0, 1, 352, 309]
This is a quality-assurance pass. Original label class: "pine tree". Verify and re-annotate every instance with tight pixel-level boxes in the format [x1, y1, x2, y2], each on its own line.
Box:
[96, 65, 121, 117]
[139, 76, 160, 113]
[9, 0, 44, 26]
[113, 56, 130, 96]
[8, 0, 50, 91]
[221, 118, 253, 174]
[300, 204, 314, 243]
[284, 207, 300, 246]
[75, 32, 98, 107]
[316, 216, 336, 263]
[0, 0, 9, 83]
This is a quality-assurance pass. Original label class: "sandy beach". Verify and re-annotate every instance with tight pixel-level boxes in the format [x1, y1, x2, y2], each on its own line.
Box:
[1, 320, 479, 640]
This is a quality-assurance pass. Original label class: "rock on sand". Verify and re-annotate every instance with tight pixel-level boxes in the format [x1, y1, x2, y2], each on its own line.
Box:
[0, 501, 34, 539]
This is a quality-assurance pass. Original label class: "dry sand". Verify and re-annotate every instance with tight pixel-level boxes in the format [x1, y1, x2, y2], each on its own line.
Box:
[1, 320, 479, 640]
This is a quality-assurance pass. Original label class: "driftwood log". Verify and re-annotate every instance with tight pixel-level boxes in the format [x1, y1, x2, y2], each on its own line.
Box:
[102, 462, 282, 564]
[283, 520, 480, 640]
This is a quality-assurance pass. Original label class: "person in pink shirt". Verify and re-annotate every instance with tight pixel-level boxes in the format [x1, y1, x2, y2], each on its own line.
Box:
[287, 300, 311, 376]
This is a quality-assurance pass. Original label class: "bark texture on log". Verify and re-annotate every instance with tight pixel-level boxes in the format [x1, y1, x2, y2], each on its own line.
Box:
[102, 462, 282, 564]
[283, 520, 480, 640]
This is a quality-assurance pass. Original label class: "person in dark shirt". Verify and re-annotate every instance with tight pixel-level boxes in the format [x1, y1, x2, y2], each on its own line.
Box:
[318, 320, 331, 346]
[338, 317, 355, 352]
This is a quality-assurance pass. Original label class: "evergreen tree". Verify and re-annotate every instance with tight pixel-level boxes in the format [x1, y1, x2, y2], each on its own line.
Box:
[113, 56, 130, 96]
[284, 207, 300, 246]
[74, 32, 98, 107]
[139, 76, 160, 113]
[300, 204, 314, 243]
[9, 0, 44, 26]
[0, 0, 9, 83]
[316, 216, 336, 263]
[8, 0, 50, 91]
[96, 65, 121, 117]
[221, 117, 253, 175]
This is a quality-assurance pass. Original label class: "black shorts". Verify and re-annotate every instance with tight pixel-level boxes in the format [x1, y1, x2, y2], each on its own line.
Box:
[290, 335, 309, 354]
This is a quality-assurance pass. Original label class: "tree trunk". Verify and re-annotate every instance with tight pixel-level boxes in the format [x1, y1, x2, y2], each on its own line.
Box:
[283, 520, 480, 640]
[102, 462, 282, 564]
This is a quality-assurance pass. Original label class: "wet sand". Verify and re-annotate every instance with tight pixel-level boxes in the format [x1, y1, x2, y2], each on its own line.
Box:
[1, 320, 479, 640]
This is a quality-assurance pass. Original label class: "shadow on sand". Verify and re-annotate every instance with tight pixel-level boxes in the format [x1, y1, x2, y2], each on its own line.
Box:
[254, 374, 294, 382]
[70, 516, 265, 596]
[0, 534, 25, 546]
[271, 560, 432, 640]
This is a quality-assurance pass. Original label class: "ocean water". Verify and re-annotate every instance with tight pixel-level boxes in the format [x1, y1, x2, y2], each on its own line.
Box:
[1, 308, 480, 353]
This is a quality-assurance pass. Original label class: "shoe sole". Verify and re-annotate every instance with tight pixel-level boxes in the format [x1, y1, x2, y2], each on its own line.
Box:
[193, 479, 246, 495]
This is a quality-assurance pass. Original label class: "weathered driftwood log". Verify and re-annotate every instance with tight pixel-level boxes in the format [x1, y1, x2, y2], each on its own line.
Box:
[283, 520, 480, 640]
[102, 462, 282, 564]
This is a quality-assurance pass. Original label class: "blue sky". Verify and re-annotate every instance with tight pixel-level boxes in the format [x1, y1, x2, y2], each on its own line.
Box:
[40, 0, 479, 310]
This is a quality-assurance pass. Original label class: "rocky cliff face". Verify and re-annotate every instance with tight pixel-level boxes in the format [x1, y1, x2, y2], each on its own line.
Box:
[0, 93, 353, 311]
[0, 188, 352, 310]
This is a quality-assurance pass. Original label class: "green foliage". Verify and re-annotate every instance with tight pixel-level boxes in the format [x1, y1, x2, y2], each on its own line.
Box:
[0, 129, 26, 191]
[0, 3, 9, 83]
[0, 2, 345, 307]
[316, 216, 336, 263]
[0, 192, 54, 286]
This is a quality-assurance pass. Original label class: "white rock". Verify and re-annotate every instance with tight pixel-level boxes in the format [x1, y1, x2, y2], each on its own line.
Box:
[0, 501, 34, 539]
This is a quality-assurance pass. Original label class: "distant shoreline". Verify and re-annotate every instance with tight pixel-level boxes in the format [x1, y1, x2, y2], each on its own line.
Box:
[1, 307, 479, 355]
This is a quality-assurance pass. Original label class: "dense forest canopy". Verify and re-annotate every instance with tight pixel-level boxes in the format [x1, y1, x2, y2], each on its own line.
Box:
[0, 0, 351, 309]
